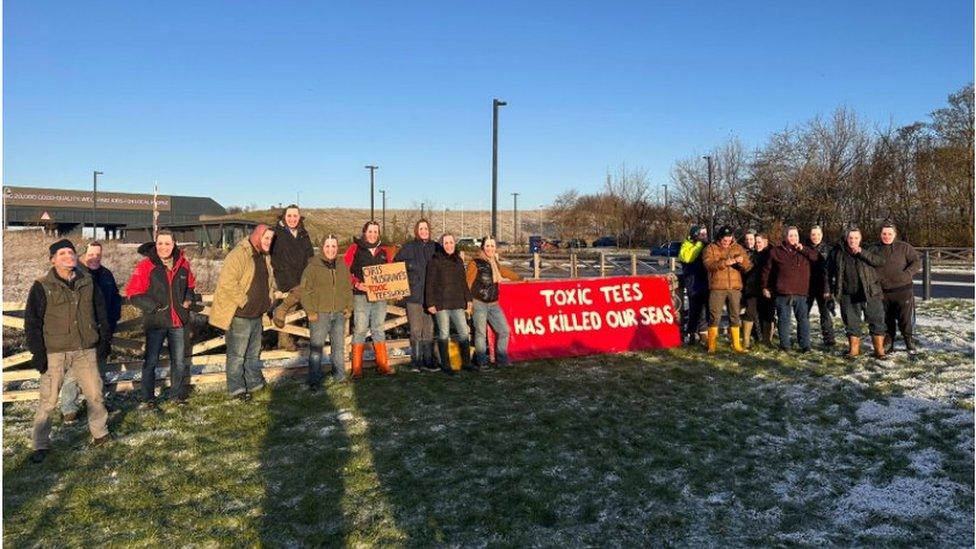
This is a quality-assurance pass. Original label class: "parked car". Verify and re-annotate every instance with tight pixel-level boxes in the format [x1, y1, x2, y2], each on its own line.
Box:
[591, 236, 618, 248]
[564, 239, 588, 249]
[456, 237, 482, 248]
[651, 241, 682, 257]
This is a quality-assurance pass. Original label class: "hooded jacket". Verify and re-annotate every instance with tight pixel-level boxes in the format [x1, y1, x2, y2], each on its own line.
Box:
[270, 220, 314, 292]
[126, 243, 196, 331]
[209, 230, 276, 331]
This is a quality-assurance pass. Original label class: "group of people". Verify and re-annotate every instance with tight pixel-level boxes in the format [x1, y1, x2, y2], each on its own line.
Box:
[22, 205, 523, 463]
[679, 222, 921, 358]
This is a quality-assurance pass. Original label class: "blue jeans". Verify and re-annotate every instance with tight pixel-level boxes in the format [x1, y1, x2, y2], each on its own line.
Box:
[435, 309, 470, 343]
[309, 312, 347, 385]
[225, 316, 266, 396]
[352, 294, 387, 344]
[775, 295, 811, 351]
[142, 327, 187, 402]
[472, 301, 511, 365]
[59, 357, 107, 415]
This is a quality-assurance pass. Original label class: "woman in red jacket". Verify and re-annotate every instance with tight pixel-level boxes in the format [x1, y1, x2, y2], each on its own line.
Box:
[126, 230, 197, 407]
[343, 221, 397, 379]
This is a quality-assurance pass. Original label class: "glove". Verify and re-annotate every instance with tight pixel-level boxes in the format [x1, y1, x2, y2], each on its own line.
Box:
[97, 338, 112, 362]
[32, 353, 48, 374]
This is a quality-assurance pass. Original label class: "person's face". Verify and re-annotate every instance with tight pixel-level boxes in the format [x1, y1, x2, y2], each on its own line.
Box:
[483, 239, 497, 257]
[755, 236, 768, 251]
[284, 208, 301, 230]
[880, 227, 896, 245]
[51, 248, 77, 271]
[364, 224, 380, 244]
[260, 230, 275, 252]
[442, 236, 456, 255]
[744, 233, 755, 249]
[847, 231, 862, 249]
[156, 236, 175, 260]
[810, 228, 823, 245]
[322, 239, 338, 260]
[786, 230, 800, 246]
[720, 235, 733, 248]
[698, 229, 708, 242]
[85, 245, 103, 269]
[417, 222, 430, 241]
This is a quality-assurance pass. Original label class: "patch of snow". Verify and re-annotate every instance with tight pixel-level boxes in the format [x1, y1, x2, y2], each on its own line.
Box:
[834, 476, 966, 525]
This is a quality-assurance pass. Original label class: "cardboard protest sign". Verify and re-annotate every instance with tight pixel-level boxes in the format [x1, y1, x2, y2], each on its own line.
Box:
[497, 275, 681, 361]
[362, 262, 411, 301]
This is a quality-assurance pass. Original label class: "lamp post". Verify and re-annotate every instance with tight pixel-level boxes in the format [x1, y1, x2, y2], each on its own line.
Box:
[460, 203, 465, 237]
[380, 190, 387, 235]
[365, 165, 378, 220]
[539, 204, 545, 237]
[92, 171, 103, 238]
[702, 155, 714, 237]
[491, 98, 507, 237]
[511, 192, 520, 245]
[443, 207, 448, 231]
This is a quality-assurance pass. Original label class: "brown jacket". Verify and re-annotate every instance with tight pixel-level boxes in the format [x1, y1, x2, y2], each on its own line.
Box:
[209, 238, 276, 331]
[703, 242, 753, 291]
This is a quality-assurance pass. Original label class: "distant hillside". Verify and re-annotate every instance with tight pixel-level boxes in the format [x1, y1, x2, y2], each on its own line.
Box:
[204, 207, 546, 246]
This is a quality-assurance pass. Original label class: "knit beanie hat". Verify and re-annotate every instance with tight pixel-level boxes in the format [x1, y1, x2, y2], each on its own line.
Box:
[49, 239, 76, 257]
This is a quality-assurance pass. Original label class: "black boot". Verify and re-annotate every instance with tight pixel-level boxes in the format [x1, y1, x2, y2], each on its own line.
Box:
[421, 340, 439, 372]
[884, 334, 895, 354]
[460, 340, 479, 372]
[904, 334, 918, 354]
[437, 340, 455, 375]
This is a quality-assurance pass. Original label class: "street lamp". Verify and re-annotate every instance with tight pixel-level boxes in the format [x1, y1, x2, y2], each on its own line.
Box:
[365, 165, 378, 220]
[92, 170, 103, 238]
[511, 192, 520, 245]
[702, 155, 714, 237]
[491, 98, 507, 238]
[539, 204, 545, 237]
[380, 190, 387, 235]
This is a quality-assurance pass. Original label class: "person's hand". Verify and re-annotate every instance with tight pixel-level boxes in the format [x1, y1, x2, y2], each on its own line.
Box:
[850, 245, 861, 255]
[32, 353, 48, 374]
[725, 258, 737, 266]
[182, 300, 192, 309]
[343, 309, 352, 319]
[735, 256, 744, 264]
[795, 243, 804, 251]
[427, 306, 437, 315]
[824, 292, 832, 301]
[355, 282, 367, 292]
[763, 289, 772, 299]
[307, 311, 319, 323]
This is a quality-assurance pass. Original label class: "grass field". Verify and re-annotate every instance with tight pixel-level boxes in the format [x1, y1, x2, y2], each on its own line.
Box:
[3, 299, 973, 546]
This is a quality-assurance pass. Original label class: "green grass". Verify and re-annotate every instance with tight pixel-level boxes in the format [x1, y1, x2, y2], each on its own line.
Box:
[4, 303, 974, 546]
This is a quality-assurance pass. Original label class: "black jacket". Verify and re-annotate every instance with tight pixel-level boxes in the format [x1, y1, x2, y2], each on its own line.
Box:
[744, 248, 770, 297]
[829, 245, 885, 299]
[875, 241, 921, 291]
[127, 245, 196, 331]
[25, 268, 111, 373]
[270, 221, 314, 292]
[424, 247, 471, 310]
[394, 239, 436, 305]
[807, 241, 833, 297]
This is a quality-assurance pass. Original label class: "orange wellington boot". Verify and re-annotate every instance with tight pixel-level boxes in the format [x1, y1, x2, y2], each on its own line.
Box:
[351, 343, 365, 379]
[374, 342, 394, 375]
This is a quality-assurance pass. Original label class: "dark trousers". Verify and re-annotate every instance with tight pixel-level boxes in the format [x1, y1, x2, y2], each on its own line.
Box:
[806, 294, 836, 345]
[143, 327, 187, 402]
[775, 295, 810, 351]
[684, 291, 709, 337]
[883, 285, 915, 338]
[839, 294, 885, 337]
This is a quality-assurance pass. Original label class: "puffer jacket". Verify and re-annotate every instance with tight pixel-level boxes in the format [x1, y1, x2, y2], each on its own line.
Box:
[209, 238, 276, 330]
[394, 238, 436, 304]
[425, 246, 471, 310]
[702, 242, 752, 291]
[126, 244, 196, 331]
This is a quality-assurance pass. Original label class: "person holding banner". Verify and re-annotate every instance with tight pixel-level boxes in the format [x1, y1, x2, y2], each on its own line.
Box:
[344, 221, 397, 379]
[466, 236, 521, 368]
[298, 235, 354, 389]
[426, 233, 474, 374]
[126, 231, 197, 407]
[394, 219, 438, 372]
[702, 226, 753, 353]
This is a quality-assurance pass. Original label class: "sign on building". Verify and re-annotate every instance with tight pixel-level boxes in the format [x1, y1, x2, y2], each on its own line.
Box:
[3, 186, 172, 212]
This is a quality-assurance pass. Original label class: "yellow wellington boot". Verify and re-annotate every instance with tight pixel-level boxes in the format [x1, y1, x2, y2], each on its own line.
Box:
[741, 321, 753, 350]
[706, 327, 719, 354]
[730, 326, 746, 353]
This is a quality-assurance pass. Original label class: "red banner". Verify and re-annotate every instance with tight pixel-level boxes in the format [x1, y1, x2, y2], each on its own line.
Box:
[496, 275, 681, 361]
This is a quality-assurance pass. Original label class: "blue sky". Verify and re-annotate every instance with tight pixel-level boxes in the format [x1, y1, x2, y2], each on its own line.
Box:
[4, 1, 973, 212]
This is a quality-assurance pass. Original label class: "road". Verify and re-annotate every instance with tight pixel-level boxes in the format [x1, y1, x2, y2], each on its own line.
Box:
[915, 271, 975, 299]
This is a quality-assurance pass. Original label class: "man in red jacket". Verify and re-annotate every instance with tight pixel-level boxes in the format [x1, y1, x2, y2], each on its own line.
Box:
[762, 226, 820, 352]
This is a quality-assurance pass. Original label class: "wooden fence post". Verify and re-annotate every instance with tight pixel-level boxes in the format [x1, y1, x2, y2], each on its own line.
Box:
[631, 253, 637, 275]
[533, 252, 541, 279]
[599, 252, 606, 277]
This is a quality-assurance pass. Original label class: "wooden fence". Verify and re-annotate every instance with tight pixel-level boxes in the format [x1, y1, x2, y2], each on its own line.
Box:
[2, 293, 412, 403]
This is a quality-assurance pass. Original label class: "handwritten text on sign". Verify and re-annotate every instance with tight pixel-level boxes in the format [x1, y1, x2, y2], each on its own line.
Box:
[362, 262, 411, 301]
[497, 275, 681, 361]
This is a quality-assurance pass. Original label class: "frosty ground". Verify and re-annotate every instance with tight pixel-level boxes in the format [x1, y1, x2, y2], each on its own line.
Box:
[3, 298, 973, 546]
